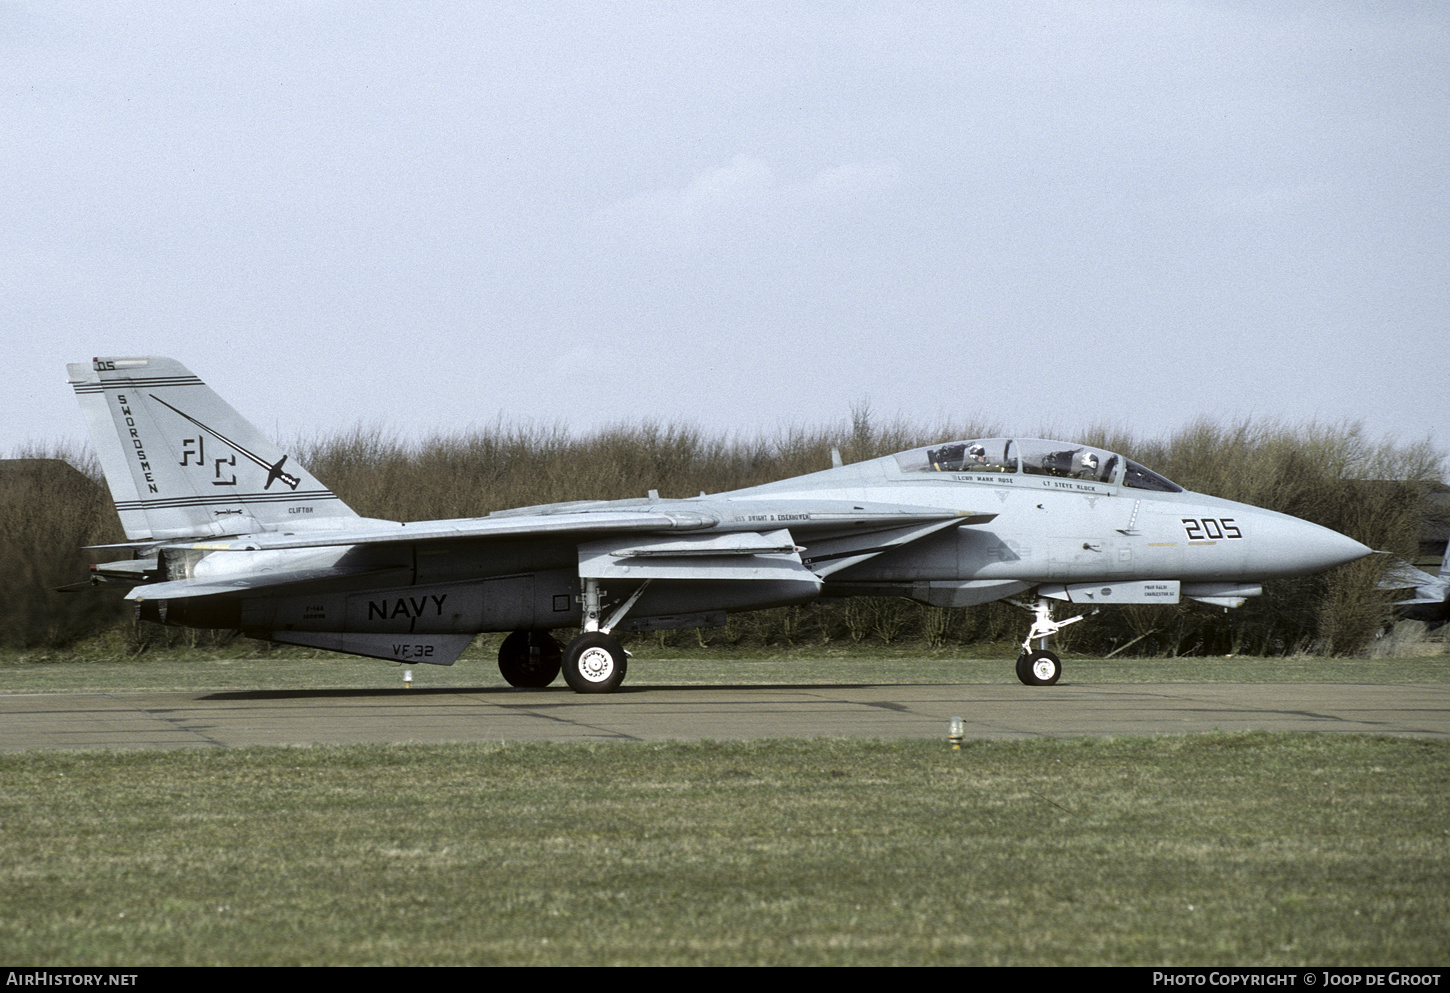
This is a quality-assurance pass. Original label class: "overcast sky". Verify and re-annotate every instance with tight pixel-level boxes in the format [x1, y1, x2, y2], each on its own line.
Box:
[4, 2, 1446, 468]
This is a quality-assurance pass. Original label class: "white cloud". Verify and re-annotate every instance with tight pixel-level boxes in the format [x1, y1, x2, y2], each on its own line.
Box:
[592, 154, 902, 246]
[802, 160, 903, 204]
[675, 155, 776, 219]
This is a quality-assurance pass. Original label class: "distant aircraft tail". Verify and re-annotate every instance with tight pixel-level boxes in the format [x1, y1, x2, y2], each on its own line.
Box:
[67, 357, 358, 541]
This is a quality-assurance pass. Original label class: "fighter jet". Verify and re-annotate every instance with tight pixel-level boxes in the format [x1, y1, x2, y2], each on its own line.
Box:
[67, 357, 1371, 691]
[1381, 542, 1450, 629]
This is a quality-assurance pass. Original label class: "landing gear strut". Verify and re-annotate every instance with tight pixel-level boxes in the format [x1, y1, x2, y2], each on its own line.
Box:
[559, 577, 651, 694]
[1008, 596, 1090, 687]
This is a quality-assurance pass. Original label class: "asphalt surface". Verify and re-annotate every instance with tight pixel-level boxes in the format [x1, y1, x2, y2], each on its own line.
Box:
[1, 681, 1447, 751]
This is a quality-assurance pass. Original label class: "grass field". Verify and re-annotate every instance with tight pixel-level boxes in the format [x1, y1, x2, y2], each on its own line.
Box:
[1, 733, 1447, 966]
[2, 643, 1446, 966]
[0, 736, 1444, 962]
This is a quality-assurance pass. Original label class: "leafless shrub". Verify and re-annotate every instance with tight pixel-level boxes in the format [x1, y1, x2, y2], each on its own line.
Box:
[1369, 620, 1449, 658]
[0, 454, 127, 648]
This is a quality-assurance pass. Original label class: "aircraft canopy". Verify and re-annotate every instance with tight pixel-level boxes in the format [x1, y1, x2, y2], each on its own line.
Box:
[894, 438, 1183, 493]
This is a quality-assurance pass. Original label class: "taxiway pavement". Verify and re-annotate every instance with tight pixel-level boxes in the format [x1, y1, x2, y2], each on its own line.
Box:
[1, 681, 1447, 751]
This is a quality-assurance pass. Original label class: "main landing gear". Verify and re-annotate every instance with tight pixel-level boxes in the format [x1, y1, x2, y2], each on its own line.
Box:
[496, 578, 648, 693]
[1008, 596, 1091, 686]
[559, 576, 649, 694]
[560, 631, 628, 694]
[496, 629, 562, 688]
[496, 627, 629, 692]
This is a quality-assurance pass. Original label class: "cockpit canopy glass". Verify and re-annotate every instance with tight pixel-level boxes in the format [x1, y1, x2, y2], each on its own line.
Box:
[894, 438, 1182, 492]
[1015, 439, 1118, 484]
[911, 438, 1017, 474]
[1121, 460, 1182, 492]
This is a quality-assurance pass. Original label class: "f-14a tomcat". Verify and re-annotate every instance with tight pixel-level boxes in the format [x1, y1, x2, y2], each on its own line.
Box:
[68, 357, 1371, 691]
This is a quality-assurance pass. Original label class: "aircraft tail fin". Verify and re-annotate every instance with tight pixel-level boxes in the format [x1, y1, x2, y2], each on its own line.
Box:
[67, 357, 358, 541]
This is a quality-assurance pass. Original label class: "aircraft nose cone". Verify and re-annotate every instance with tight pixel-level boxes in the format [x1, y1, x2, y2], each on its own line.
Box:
[1301, 523, 1373, 572]
[1257, 512, 1372, 576]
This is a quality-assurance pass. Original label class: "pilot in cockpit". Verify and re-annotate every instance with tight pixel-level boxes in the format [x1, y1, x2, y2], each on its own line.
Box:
[968, 443, 1013, 472]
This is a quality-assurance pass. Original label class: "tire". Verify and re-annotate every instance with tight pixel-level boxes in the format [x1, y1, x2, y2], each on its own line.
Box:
[1015, 652, 1033, 685]
[497, 629, 562, 688]
[1018, 649, 1061, 687]
[562, 632, 628, 694]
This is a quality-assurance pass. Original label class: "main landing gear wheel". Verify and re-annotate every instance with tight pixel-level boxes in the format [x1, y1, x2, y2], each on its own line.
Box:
[562, 632, 628, 694]
[497, 630, 562, 688]
[1016, 649, 1062, 686]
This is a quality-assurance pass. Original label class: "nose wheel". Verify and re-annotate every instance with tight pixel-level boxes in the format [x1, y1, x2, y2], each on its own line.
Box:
[1009, 596, 1088, 686]
[1016, 649, 1062, 686]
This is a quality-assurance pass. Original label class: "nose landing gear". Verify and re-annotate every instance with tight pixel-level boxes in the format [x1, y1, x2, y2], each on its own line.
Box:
[1016, 649, 1062, 686]
[1009, 596, 1091, 686]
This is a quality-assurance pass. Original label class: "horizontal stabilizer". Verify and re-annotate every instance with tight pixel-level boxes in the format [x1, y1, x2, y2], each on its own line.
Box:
[1378, 558, 1448, 602]
[1379, 558, 1440, 588]
[124, 565, 412, 601]
[1393, 591, 1450, 607]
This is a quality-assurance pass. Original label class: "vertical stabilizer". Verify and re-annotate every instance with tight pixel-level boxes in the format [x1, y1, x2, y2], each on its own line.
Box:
[67, 357, 357, 540]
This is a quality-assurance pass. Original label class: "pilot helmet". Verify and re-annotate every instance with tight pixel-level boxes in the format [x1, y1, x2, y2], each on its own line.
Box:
[1080, 453, 1099, 471]
[968, 444, 986, 461]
